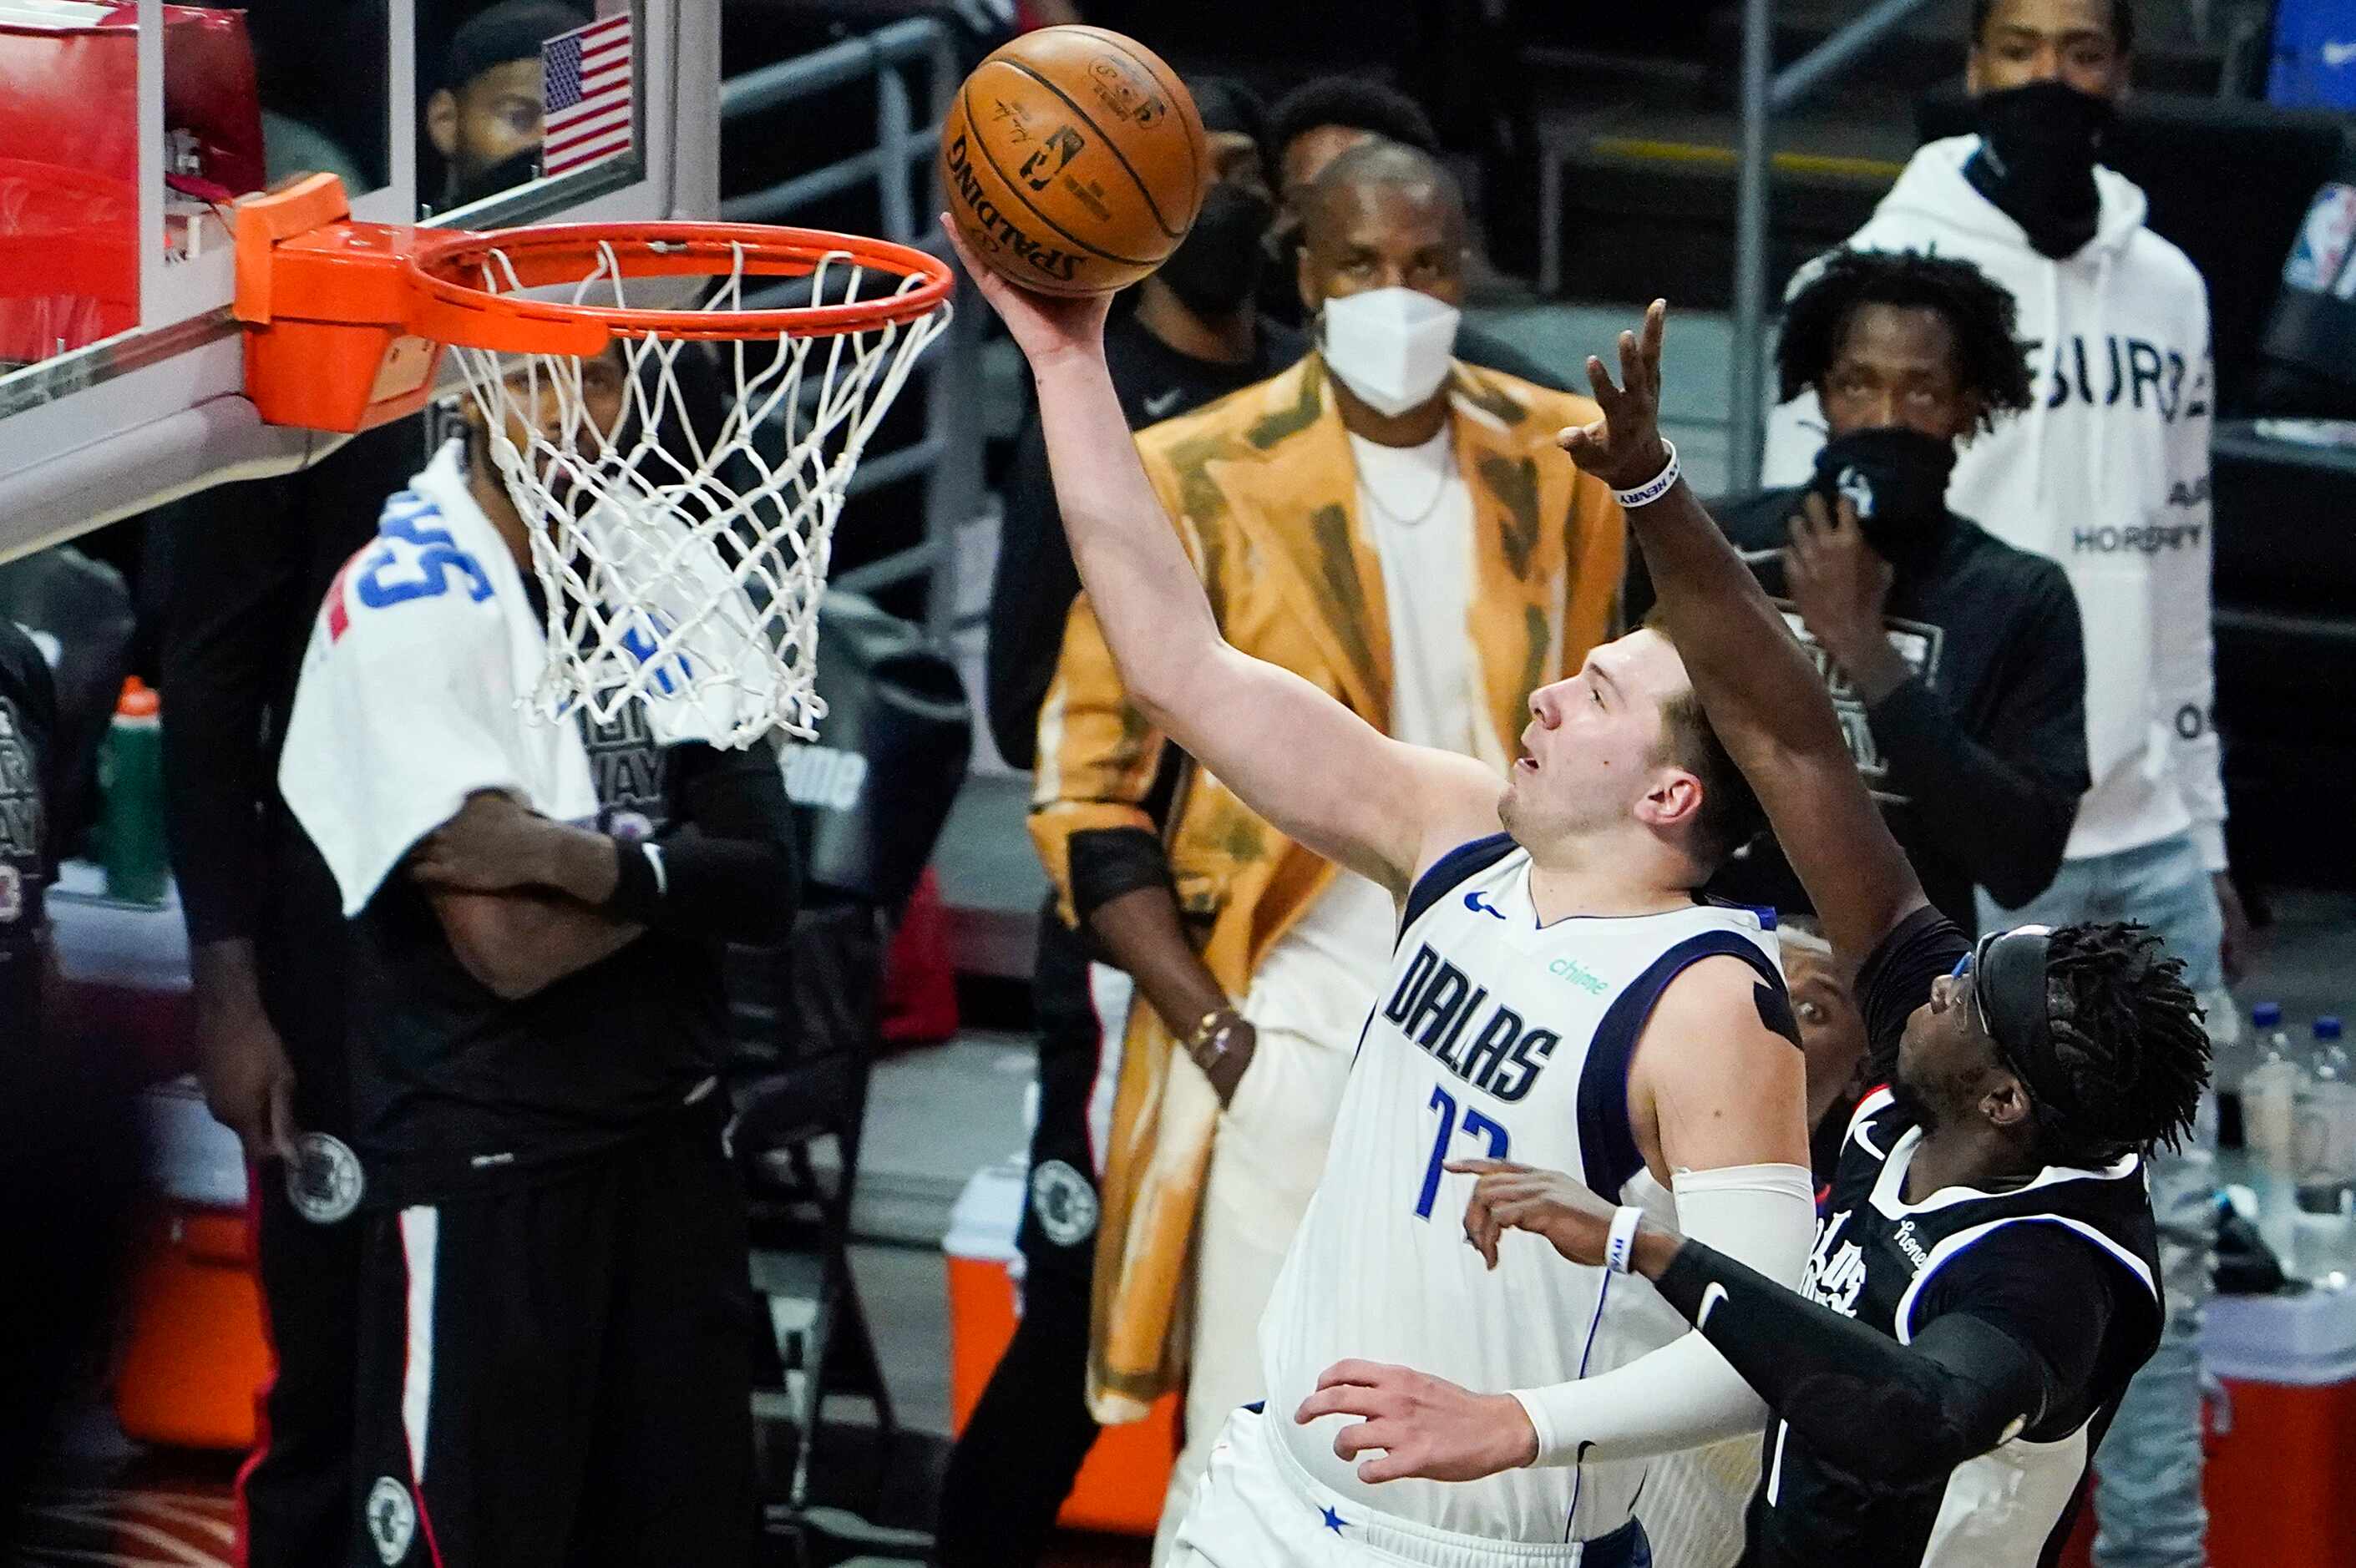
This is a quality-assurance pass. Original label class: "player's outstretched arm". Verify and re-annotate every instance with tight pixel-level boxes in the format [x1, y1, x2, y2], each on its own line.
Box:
[948, 221, 1496, 894]
[1462, 1172, 2086, 1489]
[1481, 959, 1816, 1464]
[1566, 304, 1926, 964]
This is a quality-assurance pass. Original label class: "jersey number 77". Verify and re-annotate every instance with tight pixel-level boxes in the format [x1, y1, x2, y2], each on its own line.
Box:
[1415, 1084, 1509, 1219]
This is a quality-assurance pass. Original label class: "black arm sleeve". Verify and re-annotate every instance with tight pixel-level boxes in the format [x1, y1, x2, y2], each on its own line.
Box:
[158, 495, 304, 945]
[1652, 1224, 2115, 1493]
[983, 414, 1082, 770]
[602, 742, 799, 944]
[1067, 824, 1177, 926]
[1863, 571, 2089, 910]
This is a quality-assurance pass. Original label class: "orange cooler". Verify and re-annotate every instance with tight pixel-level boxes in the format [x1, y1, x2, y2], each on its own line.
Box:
[113, 1076, 270, 1450]
[2200, 1284, 2356, 1568]
[945, 1158, 1178, 1535]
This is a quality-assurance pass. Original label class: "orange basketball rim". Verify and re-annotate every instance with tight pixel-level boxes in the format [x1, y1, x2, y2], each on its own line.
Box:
[231, 173, 955, 433]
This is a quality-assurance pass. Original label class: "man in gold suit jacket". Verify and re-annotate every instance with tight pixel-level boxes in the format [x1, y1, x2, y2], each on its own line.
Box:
[1026, 140, 1626, 1562]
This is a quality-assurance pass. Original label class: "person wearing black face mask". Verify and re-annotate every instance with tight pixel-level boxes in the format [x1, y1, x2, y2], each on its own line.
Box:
[954, 75, 1302, 1568]
[1634, 247, 2088, 960]
[1966, 76, 2118, 260]
[1761, 13, 2243, 1562]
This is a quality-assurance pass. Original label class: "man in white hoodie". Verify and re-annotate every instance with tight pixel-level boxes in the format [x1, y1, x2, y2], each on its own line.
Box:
[1761, 5, 2241, 1566]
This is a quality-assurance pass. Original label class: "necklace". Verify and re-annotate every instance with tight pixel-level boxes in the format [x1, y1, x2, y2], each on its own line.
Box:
[1358, 439, 1456, 528]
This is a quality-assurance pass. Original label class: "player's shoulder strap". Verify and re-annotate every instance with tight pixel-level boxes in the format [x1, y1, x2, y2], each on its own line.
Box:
[1398, 832, 1520, 938]
[1576, 923, 1789, 1201]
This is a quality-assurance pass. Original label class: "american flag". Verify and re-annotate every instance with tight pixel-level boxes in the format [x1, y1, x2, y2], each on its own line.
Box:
[540, 13, 634, 177]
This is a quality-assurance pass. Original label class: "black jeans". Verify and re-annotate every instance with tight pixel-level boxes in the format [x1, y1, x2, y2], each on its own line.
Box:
[935, 913, 1108, 1566]
[243, 828, 364, 1568]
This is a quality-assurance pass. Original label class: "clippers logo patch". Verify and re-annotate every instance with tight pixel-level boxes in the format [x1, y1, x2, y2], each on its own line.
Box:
[367, 1476, 417, 1564]
[1029, 1158, 1098, 1247]
[286, 1133, 365, 1225]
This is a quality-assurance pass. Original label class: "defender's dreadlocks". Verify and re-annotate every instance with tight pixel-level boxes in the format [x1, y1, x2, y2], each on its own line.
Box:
[1776, 250, 2035, 433]
[2034, 921, 2209, 1167]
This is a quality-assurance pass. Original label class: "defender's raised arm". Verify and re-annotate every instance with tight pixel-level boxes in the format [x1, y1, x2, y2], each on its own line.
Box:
[1565, 303, 1928, 964]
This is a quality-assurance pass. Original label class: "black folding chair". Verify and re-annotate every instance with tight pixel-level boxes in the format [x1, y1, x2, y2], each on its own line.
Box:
[732, 900, 898, 1514]
[727, 591, 971, 1546]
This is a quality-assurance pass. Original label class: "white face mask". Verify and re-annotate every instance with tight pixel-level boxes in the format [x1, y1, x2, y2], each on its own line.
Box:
[1317, 286, 1461, 417]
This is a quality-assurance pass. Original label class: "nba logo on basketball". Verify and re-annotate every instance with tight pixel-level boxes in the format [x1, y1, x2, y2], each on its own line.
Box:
[1021, 126, 1086, 192]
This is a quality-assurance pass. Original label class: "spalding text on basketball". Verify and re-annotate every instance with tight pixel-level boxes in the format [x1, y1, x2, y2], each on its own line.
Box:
[945, 131, 1084, 285]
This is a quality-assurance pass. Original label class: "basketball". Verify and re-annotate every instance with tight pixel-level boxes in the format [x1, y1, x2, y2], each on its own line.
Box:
[938, 26, 1206, 297]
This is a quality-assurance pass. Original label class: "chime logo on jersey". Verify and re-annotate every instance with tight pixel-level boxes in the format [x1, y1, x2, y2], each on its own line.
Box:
[1801, 1208, 1867, 1317]
[1381, 942, 1560, 1102]
[367, 1476, 416, 1564]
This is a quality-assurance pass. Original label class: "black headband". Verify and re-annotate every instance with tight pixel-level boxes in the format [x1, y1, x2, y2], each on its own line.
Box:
[1971, 924, 2066, 1110]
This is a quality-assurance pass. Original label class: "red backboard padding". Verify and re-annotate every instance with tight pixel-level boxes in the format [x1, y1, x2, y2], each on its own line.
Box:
[0, 4, 263, 362]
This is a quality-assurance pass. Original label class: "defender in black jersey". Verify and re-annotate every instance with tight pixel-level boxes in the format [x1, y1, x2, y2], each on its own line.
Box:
[1456, 304, 2208, 1567]
[278, 352, 797, 1568]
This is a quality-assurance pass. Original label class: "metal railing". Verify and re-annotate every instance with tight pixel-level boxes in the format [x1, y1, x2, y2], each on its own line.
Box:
[1728, 0, 1939, 488]
[717, 18, 984, 640]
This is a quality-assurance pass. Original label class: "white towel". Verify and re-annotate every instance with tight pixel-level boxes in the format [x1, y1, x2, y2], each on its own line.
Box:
[278, 440, 599, 917]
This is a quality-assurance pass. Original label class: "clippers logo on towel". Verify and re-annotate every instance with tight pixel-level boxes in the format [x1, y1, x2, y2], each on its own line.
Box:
[617, 613, 696, 697]
[332, 493, 494, 641]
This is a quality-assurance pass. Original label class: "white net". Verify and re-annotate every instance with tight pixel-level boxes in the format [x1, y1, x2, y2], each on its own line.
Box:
[448, 237, 950, 748]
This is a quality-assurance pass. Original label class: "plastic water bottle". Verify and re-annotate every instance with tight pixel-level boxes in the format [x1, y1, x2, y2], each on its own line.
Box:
[2243, 1003, 2304, 1258]
[2292, 1016, 2356, 1282]
[99, 676, 167, 905]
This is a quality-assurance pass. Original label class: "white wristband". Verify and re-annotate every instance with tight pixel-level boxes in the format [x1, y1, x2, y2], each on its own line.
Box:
[1604, 1204, 1644, 1274]
[1609, 439, 1680, 508]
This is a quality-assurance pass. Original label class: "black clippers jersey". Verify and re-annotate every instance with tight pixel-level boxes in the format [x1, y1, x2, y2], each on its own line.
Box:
[1750, 1085, 2163, 1567]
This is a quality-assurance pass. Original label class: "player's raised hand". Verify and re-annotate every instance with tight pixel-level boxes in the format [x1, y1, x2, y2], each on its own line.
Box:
[1295, 1359, 1538, 1484]
[939, 215, 1115, 376]
[1557, 298, 1672, 495]
[1452, 1158, 1618, 1270]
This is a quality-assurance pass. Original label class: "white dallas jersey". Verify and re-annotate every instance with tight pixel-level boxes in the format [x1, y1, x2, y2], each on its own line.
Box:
[1261, 834, 1785, 1544]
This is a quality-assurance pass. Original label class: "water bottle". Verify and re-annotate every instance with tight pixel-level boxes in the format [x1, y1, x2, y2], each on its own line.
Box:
[2243, 1003, 2304, 1257]
[99, 675, 167, 904]
[2291, 1016, 2356, 1282]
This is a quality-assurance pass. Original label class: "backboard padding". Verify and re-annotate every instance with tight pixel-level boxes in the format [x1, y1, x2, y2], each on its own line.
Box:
[0, 0, 716, 561]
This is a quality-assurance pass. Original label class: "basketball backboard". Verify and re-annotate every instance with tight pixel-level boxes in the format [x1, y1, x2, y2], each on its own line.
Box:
[0, 0, 718, 561]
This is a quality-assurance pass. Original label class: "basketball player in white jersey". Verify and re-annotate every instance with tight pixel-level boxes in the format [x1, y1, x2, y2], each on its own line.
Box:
[948, 227, 1819, 1566]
